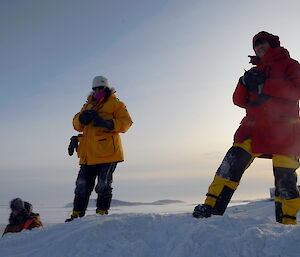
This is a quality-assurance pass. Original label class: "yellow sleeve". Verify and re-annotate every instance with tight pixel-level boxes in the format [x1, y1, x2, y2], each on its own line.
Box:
[112, 99, 133, 133]
[72, 105, 86, 132]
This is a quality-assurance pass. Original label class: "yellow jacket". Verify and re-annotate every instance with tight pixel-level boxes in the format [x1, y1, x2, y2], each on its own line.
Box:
[73, 94, 133, 165]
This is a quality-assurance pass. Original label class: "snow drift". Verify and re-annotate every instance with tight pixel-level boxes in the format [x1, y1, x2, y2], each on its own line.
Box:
[1, 200, 300, 257]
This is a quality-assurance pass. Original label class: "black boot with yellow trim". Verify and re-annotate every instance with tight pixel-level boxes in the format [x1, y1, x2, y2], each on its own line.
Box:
[193, 175, 239, 218]
[96, 209, 108, 215]
[193, 146, 253, 218]
[275, 198, 300, 225]
[65, 210, 85, 222]
[273, 166, 300, 225]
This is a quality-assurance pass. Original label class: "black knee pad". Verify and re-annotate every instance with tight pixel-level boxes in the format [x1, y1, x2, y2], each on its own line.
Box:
[74, 166, 96, 196]
[75, 177, 95, 196]
[95, 184, 112, 194]
[75, 178, 88, 196]
[273, 167, 299, 200]
[216, 146, 252, 182]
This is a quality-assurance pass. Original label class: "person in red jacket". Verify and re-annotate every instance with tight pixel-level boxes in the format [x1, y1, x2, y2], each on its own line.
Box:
[193, 31, 300, 224]
[2, 198, 43, 236]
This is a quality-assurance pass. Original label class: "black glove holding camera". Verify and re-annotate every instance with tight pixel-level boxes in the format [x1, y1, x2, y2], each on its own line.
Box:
[79, 110, 98, 125]
[94, 116, 114, 130]
[240, 69, 266, 93]
[68, 136, 78, 156]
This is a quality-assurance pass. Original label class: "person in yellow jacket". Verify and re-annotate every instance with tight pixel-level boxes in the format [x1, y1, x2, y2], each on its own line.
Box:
[65, 76, 133, 222]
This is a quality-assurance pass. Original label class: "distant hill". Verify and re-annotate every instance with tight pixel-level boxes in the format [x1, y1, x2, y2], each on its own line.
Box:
[65, 199, 184, 208]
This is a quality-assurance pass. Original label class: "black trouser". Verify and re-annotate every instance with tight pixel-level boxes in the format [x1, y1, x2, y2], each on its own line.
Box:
[73, 163, 117, 215]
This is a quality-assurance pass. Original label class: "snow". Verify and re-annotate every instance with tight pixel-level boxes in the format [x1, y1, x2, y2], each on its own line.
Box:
[1, 200, 300, 257]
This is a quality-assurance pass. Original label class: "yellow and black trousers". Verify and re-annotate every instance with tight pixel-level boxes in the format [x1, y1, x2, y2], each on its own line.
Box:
[204, 138, 300, 224]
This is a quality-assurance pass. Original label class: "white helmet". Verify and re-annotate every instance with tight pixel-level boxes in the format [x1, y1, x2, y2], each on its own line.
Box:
[92, 76, 109, 89]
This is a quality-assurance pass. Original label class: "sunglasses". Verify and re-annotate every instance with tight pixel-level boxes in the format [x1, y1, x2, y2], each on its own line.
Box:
[92, 86, 105, 91]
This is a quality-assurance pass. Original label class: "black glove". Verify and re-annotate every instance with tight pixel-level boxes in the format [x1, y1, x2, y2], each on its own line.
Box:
[240, 69, 266, 93]
[79, 110, 98, 125]
[93, 116, 114, 130]
[68, 136, 78, 156]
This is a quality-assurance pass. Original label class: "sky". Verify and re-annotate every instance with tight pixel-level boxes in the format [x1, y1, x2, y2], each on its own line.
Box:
[1, 0, 300, 206]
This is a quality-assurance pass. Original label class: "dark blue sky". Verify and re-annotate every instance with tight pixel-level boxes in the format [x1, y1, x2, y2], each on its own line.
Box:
[0, 0, 166, 100]
[1, 0, 300, 205]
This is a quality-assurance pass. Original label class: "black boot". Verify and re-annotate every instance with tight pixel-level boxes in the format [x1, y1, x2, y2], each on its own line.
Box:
[65, 210, 84, 222]
[65, 216, 75, 223]
[193, 204, 213, 218]
[195, 146, 253, 218]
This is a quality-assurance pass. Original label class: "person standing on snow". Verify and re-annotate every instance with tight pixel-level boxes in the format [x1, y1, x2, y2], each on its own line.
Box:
[65, 76, 133, 222]
[193, 31, 300, 225]
[2, 198, 43, 236]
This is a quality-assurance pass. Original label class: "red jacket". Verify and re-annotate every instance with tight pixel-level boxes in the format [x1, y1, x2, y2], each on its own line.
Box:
[2, 214, 43, 236]
[233, 47, 300, 156]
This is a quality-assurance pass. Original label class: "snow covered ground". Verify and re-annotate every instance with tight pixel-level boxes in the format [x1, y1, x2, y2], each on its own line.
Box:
[1, 199, 300, 257]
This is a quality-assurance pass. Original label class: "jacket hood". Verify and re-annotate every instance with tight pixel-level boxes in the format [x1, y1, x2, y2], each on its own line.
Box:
[253, 31, 280, 50]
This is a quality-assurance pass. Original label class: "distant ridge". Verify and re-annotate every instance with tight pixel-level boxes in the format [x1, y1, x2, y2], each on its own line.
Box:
[65, 199, 184, 208]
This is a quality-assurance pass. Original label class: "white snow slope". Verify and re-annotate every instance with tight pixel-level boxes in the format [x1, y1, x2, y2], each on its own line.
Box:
[1, 200, 300, 257]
